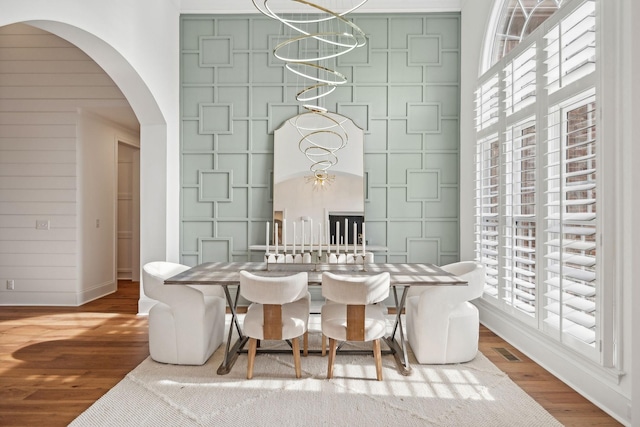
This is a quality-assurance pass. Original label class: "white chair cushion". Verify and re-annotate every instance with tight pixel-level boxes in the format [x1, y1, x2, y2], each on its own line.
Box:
[321, 302, 387, 342]
[243, 293, 310, 340]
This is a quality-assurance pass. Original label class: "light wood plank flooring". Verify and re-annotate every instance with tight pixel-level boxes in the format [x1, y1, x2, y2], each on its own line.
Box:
[0, 280, 621, 426]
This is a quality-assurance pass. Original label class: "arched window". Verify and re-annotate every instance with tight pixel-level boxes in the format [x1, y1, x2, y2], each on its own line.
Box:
[488, 0, 564, 68]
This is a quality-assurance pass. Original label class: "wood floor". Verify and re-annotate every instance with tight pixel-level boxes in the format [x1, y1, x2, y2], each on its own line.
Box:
[0, 280, 621, 426]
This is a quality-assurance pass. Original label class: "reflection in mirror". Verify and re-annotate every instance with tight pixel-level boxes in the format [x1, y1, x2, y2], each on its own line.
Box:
[273, 112, 364, 246]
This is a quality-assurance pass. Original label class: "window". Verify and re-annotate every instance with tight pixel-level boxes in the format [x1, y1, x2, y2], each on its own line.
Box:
[475, 0, 601, 360]
[491, 0, 564, 65]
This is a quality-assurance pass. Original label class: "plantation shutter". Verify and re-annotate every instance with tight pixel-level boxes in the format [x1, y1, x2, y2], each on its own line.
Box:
[504, 45, 537, 115]
[503, 123, 537, 315]
[544, 1, 596, 94]
[475, 135, 500, 299]
[544, 91, 597, 347]
[475, 74, 500, 131]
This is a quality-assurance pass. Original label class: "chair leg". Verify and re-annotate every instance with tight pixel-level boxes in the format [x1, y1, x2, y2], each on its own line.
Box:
[373, 338, 383, 381]
[327, 338, 337, 379]
[303, 331, 309, 357]
[321, 334, 326, 356]
[292, 336, 302, 378]
[247, 338, 258, 379]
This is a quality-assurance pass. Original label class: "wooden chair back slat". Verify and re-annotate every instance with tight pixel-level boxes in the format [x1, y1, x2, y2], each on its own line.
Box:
[346, 305, 365, 341]
[263, 304, 283, 340]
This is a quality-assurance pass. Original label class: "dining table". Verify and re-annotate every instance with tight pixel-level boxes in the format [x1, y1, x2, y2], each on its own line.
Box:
[164, 261, 467, 376]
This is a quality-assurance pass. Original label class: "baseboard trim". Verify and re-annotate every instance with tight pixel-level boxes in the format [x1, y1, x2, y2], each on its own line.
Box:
[77, 280, 117, 305]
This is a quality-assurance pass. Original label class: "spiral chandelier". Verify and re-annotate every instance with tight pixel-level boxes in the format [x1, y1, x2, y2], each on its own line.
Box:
[252, 0, 368, 183]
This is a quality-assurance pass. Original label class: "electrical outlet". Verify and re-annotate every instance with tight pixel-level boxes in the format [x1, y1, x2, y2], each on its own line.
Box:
[96, 219, 100, 228]
[6, 280, 14, 290]
[36, 220, 50, 230]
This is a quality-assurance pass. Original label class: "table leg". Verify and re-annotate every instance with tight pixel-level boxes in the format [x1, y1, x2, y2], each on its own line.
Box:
[384, 286, 412, 376]
[217, 285, 248, 375]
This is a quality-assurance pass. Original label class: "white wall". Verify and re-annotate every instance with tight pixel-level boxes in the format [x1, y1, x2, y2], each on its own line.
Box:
[460, 0, 637, 424]
[459, 0, 491, 262]
[0, 0, 181, 311]
[0, 24, 129, 305]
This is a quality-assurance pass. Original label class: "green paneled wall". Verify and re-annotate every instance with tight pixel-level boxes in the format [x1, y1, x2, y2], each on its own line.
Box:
[180, 13, 461, 265]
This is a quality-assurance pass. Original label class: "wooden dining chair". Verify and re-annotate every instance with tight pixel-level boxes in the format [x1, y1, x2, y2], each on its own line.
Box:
[239, 270, 310, 379]
[320, 271, 390, 381]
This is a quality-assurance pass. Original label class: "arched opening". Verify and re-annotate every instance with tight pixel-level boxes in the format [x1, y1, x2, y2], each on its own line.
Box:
[0, 19, 170, 312]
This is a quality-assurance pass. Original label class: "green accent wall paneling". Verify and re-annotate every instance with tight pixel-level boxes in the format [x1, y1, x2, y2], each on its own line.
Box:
[180, 13, 461, 265]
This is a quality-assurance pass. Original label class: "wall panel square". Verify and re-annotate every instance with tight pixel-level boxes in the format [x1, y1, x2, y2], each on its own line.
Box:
[218, 121, 248, 151]
[182, 121, 214, 151]
[356, 51, 387, 83]
[389, 18, 424, 49]
[389, 51, 422, 83]
[218, 187, 247, 218]
[388, 188, 422, 218]
[218, 53, 250, 83]
[218, 19, 250, 49]
[182, 154, 213, 185]
[388, 153, 422, 184]
[182, 87, 214, 117]
[182, 187, 213, 218]
[182, 222, 214, 252]
[182, 53, 214, 84]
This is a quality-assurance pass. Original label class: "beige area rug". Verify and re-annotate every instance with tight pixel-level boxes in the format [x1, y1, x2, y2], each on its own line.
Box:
[71, 320, 562, 427]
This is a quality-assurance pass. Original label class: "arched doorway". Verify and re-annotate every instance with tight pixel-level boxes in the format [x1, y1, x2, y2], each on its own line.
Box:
[0, 11, 177, 312]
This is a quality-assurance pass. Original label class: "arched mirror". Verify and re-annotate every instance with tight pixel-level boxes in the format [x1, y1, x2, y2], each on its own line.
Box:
[273, 112, 364, 246]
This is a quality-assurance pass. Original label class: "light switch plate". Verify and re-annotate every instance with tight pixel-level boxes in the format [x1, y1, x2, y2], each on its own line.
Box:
[36, 220, 50, 230]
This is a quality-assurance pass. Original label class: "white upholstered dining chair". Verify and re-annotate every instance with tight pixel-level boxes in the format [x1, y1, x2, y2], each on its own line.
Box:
[320, 251, 375, 354]
[321, 271, 390, 381]
[142, 261, 226, 365]
[239, 270, 310, 379]
[405, 261, 485, 364]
